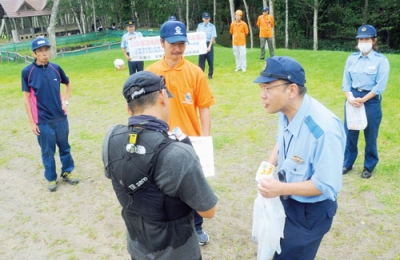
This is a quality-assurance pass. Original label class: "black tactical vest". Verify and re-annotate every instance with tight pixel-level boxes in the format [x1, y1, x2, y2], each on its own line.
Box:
[103, 125, 192, 221]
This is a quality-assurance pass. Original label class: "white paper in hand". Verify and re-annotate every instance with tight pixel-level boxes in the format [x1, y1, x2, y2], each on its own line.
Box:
[255, 161, 275, 183]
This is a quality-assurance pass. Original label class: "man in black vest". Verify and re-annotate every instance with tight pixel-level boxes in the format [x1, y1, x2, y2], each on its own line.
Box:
[103, 71, 217, 260]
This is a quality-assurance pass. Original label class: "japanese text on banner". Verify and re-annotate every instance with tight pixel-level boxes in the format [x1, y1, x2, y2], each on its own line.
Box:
[128, 32, 207, 61]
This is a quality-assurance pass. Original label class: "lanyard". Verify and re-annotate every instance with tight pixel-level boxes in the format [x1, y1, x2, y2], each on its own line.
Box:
[283, 130, 293, 159]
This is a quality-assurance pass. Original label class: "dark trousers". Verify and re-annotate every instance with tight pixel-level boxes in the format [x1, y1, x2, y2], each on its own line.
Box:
[343, 89, 382, 172]
[37, 119, 74, 181]
[273, 198, 337, 260]
[128, 61, 144, 75]
[194, 210, 203, 233]
[198, 43, 214, 77]
[260, 37, 274, 59]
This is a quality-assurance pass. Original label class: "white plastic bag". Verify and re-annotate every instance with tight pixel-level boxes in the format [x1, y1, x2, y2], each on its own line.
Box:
[345, 101, 367, 130]
[252, 161, 285, 260]
[252, 193, 286, 260]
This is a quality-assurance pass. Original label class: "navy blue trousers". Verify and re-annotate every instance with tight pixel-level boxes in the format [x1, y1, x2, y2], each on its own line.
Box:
[194, 210, 203, 233]
[37, 119, 74, 181]
[198, 43, 214, 77]
[128, 61, 144, 75]
[273, 198, 337, 260]
[343, 89, 382, 172]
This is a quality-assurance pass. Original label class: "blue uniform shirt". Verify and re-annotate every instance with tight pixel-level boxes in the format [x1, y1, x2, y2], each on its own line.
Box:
[277, 94, 346, 203]
[121, 31, 143, 53]
[196, 22, 217, 42]
[341, 50, 390, 96]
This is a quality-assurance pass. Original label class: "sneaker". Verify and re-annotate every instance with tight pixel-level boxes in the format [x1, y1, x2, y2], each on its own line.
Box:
[62, 172, 79, 185]
[208, 75, 212, 79]
[197, 231, 209, 246]
[48, 181, 58, 192]
[342, 166, 352, 175]
[234, 68, 240, 72]
[242, 69, 246, 72]
[361, 168, 372, 179]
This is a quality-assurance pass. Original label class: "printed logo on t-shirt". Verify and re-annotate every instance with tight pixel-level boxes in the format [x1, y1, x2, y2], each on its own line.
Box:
[182, 92, 192, 104]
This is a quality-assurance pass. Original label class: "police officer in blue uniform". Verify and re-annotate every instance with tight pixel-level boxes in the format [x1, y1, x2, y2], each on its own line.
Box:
[341, 25, 390, 179]
[121, 20, 144, 75]
[196, 12, 217, 79]
[254, 56, 346, 259]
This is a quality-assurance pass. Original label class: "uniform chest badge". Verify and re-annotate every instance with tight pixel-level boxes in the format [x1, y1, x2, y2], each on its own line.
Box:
[291, 155, 304, 164]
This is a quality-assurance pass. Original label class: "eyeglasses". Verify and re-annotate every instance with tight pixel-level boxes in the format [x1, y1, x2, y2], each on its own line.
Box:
[259, 82, 289, 93]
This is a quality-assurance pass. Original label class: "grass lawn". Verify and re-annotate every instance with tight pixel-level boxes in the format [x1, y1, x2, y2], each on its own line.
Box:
[0, 45, 399, 259]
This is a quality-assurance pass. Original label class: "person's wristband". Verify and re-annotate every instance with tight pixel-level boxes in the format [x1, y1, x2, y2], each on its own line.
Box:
[63, 100, 69, 105]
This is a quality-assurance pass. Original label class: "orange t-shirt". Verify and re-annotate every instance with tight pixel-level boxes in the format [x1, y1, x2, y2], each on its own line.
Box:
[230, 20, 249, 46]
[256, 14, 274, 38]
[146, 57, 215, 136]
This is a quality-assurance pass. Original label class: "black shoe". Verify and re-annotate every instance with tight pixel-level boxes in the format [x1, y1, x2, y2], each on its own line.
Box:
[342, 166, 352, 175]
[361, 168, 372, 179]
[260, 57, 264, 60]
[208, 75, 212, 79]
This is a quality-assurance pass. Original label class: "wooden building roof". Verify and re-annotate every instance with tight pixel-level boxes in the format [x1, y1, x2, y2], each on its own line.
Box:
[0, 0, 51, 18]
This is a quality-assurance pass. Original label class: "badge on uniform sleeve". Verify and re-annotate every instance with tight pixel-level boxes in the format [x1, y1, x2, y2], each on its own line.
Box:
[291, 155, 304, 164]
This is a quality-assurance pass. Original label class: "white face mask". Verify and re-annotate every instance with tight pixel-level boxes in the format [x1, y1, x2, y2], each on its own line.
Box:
[358, 42, 373, 53]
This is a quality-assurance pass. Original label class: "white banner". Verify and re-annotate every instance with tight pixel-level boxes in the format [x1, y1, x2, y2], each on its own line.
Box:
[128, 32, 207, 61]
[189, 136, 215, 178]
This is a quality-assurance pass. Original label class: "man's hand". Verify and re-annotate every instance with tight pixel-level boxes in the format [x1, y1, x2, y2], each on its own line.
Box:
[258, 177, 283, 198]
[31, 122, 40, 136]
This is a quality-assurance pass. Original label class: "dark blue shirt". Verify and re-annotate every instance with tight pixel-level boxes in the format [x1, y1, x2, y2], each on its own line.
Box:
[21, 61, 70, 123]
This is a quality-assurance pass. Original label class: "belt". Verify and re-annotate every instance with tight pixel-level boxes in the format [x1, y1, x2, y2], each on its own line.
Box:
[354, 88, 369, 92]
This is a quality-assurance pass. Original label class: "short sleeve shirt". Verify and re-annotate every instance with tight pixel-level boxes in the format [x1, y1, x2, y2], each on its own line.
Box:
[146, 58, 216, 136]
[196, 22, 217, 42]
[121, 31, 143, 53]
[277, 94, 346, 203]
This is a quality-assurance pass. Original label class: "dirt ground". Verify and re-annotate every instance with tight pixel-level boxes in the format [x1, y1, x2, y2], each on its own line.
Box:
[1, 107, 399, 260]
[0, 128, 399, 260]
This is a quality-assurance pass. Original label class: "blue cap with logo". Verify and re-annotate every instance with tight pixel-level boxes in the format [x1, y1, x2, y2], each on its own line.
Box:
[125, 20, 135, 26]
[356, 25, 377, 38]
[263, 6, 269, 12]
[168, 15, 177, 21]
[31, 37, 51, 51]
[253, 56, 306, 87]
[160, 21, 188, 44]
[202, 12, 211, 18]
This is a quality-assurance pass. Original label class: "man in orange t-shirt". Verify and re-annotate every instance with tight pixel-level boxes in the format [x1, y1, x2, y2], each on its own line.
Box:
[256, 6, 275, 59]
[146, 20, 215, 245]
[230, 10, 249, 72]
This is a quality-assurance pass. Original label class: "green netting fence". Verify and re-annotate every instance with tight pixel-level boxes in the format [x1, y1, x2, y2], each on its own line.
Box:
[0, 29, 160, 64]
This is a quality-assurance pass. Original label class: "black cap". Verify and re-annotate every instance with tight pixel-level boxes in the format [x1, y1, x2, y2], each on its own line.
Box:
[122, 71, 174, 103]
